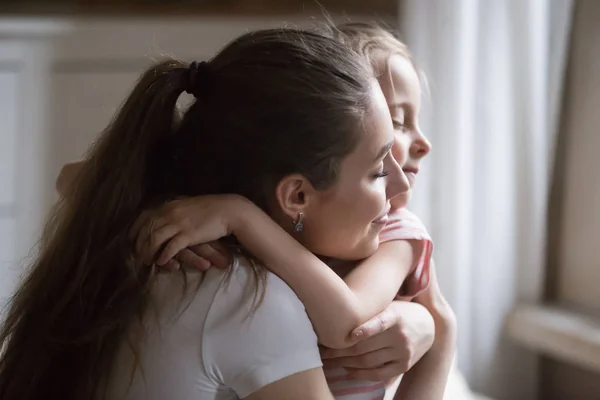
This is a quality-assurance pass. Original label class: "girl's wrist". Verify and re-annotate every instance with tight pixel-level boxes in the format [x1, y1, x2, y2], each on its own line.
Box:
[225, 194, 264, 235]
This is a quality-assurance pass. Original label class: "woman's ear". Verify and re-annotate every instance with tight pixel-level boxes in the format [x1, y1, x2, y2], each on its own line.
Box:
[274, 174, 316, 221]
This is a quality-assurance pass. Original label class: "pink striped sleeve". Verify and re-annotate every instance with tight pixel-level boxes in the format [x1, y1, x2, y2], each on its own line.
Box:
[379, 208, 433, 300]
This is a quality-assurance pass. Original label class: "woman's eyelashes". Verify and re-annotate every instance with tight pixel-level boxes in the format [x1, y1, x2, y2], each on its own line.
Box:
[372, 161, 389, 179]
[374, 170, 389, 179]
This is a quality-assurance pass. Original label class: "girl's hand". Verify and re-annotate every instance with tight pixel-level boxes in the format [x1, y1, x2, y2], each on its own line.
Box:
[130, 194, 248, 268]
[162, 241, 230, 271]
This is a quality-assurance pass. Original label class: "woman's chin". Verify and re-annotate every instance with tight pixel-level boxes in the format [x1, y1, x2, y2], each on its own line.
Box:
[352, 236, 380, 260]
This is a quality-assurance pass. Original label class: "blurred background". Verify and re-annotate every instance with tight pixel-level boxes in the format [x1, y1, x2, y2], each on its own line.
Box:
[0, 1, 597, 399]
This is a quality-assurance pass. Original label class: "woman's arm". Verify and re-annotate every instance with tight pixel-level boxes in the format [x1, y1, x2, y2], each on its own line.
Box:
[208, 256, 333, 400]
[394, 260, 457, 400]
[245, 368, 334, 400]
[142, 195, 417, 349]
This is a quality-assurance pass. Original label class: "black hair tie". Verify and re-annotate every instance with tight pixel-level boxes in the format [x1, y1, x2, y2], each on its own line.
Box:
[185, 60, 210, 98]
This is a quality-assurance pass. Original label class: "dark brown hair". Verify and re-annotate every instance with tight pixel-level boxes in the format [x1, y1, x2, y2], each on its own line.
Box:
[0, 27, 373, 400]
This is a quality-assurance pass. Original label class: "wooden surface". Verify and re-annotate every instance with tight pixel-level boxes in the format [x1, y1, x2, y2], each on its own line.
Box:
[0, 0, 396, 17]
[507, 304, 600, 374]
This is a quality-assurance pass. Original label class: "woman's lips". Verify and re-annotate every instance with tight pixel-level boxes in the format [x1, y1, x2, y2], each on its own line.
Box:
[373, 205, 391, 225]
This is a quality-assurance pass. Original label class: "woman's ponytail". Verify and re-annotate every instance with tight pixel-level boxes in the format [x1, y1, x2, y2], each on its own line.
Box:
[0, 59, 202, 400]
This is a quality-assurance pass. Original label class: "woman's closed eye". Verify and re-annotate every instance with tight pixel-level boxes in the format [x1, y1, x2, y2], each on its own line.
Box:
[373, 163, 389, 179]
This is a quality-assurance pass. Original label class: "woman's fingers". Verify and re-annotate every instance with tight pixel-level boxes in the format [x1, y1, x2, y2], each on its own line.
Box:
[322, 348, 393, 370]
[321, 335, 387, 359]
[345, 362, 405, 381]
[175, 248, 211, 271]
[189, 243, 229, 268]
[351, 306, 395, 340]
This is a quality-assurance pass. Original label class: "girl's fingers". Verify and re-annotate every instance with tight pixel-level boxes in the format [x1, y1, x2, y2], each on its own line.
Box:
[129, 209, 153, 241]
[158, 234, 194, 266]
[208, 240, 229, 257]
[163, 259, 181, 271]
[135, 215, 167, 258]
[175, 248, 211, 271]
[142, 224, 180, 265]
[189, 243, 230, 268]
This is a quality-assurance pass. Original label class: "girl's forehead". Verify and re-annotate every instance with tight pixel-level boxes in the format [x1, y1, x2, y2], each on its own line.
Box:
[376, 55, 421, 105]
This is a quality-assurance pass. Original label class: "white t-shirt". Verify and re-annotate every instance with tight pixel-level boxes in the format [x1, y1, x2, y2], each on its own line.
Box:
[104, 258, 322, 399]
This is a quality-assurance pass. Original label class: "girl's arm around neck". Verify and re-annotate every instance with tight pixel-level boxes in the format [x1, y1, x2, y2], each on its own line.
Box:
[231, 197, 417, 349]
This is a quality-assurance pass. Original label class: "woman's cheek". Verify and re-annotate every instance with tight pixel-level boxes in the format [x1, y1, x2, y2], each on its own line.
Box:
[370, 182, 388, 214]
[354, 193, 383, 233]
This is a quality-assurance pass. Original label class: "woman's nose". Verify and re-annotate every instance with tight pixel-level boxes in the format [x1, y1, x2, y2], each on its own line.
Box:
[385, 155, 410, 200]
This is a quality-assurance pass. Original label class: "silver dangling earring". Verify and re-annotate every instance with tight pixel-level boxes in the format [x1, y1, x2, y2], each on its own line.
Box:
[293, 212, 304, 232]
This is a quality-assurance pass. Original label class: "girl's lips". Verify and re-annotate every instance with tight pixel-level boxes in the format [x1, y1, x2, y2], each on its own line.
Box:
[403, 167, 419, 187]
[405, 171, 416, 187]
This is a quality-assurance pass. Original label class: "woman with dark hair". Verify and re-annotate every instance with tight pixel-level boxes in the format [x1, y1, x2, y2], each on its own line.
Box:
[0, 25, 455, 400]
[0, 27, 404, 400]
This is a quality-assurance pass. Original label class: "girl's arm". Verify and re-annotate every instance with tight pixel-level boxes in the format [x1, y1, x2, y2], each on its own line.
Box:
[151, 195, 418, 349]
[228, 198, 417, 349]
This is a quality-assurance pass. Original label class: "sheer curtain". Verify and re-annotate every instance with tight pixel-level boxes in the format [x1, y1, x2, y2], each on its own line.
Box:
[398, 0, 573, 398]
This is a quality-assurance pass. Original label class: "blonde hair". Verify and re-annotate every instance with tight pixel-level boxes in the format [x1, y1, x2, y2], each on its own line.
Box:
[336, 22, 428, 92]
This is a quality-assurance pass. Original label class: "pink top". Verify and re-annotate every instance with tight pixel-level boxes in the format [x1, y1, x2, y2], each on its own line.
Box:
[379, 208, 432, 300]
[325, 208, 433, 400]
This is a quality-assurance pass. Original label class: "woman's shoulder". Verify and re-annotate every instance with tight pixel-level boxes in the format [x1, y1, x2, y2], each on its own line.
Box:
[207, 256, 312, 329]
[202, 257, 322, 398]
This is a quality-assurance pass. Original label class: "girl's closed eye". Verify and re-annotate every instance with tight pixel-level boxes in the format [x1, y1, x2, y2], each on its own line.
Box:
[392, 119, 407, 131]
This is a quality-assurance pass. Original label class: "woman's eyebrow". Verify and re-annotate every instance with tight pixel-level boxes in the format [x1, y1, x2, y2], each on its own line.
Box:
[373, 141, 394, 163]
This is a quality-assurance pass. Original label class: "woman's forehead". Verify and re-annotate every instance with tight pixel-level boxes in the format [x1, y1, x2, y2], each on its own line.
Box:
[347, 83, 394, 165]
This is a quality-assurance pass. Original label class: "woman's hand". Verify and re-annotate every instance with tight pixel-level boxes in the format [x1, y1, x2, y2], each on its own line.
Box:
[130, 194, 250, 269]
[320, 300, 435, 381]
[414, 260, 456, 336]
[393, 260, 456, 400]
